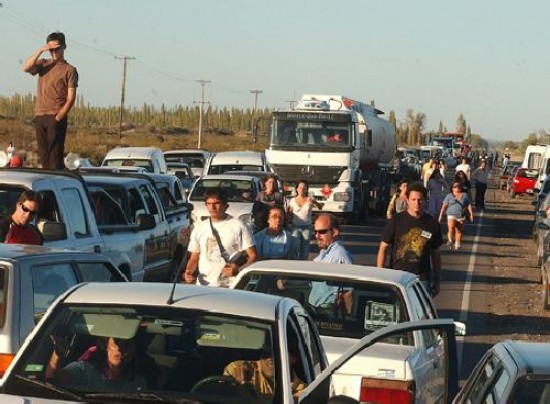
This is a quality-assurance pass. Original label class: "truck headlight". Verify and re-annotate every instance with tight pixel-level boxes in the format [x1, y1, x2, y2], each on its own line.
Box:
[333, 192, 351, 202]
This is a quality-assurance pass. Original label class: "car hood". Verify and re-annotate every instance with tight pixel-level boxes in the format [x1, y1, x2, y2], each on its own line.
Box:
[0, 395, 75, 403]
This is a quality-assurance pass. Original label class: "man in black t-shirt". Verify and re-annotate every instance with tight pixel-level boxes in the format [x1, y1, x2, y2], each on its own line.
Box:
[376, 183, 443, 296]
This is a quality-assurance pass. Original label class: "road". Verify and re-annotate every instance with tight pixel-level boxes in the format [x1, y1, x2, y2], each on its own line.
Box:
[310, 172, 549, 380]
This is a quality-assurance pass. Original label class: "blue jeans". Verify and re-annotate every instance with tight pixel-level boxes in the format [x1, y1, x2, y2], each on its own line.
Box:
[291, 225, 312, 260]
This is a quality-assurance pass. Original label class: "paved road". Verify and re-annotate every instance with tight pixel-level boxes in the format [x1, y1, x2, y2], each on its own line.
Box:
[308, 173, 529, 380]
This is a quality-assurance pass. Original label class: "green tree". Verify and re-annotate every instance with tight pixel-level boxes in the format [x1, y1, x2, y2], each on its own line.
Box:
[388, 110, 397, 131]
[456, 114, 466, 134]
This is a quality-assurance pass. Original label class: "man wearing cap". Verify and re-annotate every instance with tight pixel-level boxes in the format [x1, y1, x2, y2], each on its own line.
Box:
[0, 190, 43, 245]
[23, 31, 78, 169]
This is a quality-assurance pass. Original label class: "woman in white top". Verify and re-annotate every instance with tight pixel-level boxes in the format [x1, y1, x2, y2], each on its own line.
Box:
[287, 180, 322, 260]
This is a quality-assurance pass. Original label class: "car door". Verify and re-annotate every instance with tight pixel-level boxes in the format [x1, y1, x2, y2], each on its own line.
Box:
[138, 183, 171, 274]
[298, 319, 459, 404]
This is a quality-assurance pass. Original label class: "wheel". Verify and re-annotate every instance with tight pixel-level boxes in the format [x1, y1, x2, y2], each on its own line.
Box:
[191, 375, 259, 400]
[510, 189, 516, 198]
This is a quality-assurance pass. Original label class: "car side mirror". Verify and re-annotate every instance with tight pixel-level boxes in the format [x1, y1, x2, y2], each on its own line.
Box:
[40, 222, 68, 241]
[454, 321, 467, 336]
[136, 213, 156, 230]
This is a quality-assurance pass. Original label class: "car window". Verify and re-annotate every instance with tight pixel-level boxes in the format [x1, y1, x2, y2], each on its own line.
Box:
[513, 378, 550, 403]
[0, 266, 6, 328]
[128, 188, 146, 221]
[286, 316, 311, 385]
[0, 186, 24, 222]
[293, 308, 322, 376]
[463, 354, 500, 403]
[139, 185, 159, 215]
[6, 304, 278, 403]
[488, 367, 510, 402]
[76, 262, 122, 282]
[411, 282, 439, 347]
[31, 264, 78, 319]
[60, 188, 90, 238]
[237, 273, 412, 344]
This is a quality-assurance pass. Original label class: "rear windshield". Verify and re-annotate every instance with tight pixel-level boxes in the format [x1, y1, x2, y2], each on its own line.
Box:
[190, 178, 256, 203]
[518, 169, 538, 179]
[103, 159, 153, 172]
[208, 165, 263, 175]
[236, 273, 412, 344]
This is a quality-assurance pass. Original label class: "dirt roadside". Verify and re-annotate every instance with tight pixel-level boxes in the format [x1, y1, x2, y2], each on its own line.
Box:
[479, 176, 550, 344]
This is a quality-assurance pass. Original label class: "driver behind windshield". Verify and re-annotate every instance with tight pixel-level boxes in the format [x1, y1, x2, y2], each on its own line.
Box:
[46, 336, 149, 392]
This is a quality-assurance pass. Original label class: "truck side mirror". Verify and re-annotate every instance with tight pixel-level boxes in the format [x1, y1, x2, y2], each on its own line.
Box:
[136, 213, 156, 230]
[40, 222, 68, 241]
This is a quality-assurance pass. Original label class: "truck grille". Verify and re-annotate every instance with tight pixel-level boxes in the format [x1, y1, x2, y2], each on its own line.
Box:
[270, 164, 345, 186]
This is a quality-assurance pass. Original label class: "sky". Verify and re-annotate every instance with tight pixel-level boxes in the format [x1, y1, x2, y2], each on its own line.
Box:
[1, 0, 549, 142]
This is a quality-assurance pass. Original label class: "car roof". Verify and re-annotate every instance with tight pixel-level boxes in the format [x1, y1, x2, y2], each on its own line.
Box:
[500, 340, 550, 374]
[238, 260, 418, 286]
[83, 174, 148, 186]
[197, 174, 258, 182]
[164, 149, 210, 155]
[104, 147, 162, 159]
[0, 168, 83, 186]
[0, 243, 108, 261]
[62, 283, 285, 321]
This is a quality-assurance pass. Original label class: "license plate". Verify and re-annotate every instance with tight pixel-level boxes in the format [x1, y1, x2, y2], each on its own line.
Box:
[527, 189, 534, 193]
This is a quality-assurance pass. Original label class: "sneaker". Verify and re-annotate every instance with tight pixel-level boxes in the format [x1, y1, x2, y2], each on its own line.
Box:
[454, 242, 461, 250]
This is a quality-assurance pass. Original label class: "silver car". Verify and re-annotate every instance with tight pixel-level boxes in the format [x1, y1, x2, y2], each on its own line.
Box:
[0, 244, 126, 377]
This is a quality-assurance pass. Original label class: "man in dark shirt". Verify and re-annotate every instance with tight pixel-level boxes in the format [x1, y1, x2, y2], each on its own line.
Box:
[376, 183, 442, 296]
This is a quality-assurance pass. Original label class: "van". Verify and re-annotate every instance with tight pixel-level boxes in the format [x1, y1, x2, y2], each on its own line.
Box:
[204, 151, 269, 175]
[163, 149, 211, 178]
[102, 147, 168, 174]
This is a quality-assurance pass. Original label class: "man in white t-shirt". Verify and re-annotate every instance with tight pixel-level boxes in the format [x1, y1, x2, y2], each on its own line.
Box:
[183, 188, 257, 287]
[455, 157, 471, 180]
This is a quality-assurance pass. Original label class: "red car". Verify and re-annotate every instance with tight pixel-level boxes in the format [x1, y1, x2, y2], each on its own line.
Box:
[510, 168, 538, 198]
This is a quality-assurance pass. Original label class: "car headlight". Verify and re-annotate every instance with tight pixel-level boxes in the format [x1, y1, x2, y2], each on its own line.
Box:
[333, 192, 351, 202]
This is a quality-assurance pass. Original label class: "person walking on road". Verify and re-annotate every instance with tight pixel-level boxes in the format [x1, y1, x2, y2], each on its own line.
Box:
[287, 180, 322, 260]
[427, 169, 447, 217]
[377, 183, 443, 296]
[183, 188, 257, 287]
[455, 157, 472, 181]
[472, 160, 489, 210]
[386, 179, 408, 219]
[439, 181, 474, 251]
[22, 32, 78, 169]
[253, 205, 291, 260]
[0, 190, 43, 245]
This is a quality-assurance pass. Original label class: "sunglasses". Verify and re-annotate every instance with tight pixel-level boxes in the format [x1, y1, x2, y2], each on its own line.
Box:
[314, 228, 332, 235]
[20, 203, 38, 215]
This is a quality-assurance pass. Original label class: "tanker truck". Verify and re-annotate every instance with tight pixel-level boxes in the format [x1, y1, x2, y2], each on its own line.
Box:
[266, 94, 397, 222]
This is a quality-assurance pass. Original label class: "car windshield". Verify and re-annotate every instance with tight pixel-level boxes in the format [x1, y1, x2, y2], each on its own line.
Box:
[237, 273, 412, 344]
[103, 159, 153, 172]
[209, 164, 263, 175]
[191, 178, 256, 202]
[4, 303, 276, 403]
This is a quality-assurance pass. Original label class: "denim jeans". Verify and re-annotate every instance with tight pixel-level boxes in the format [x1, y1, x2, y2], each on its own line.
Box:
[291, 225, 312, 260]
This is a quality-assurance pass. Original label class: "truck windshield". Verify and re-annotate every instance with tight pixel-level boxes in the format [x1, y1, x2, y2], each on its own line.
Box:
[271, 119, 352, 148]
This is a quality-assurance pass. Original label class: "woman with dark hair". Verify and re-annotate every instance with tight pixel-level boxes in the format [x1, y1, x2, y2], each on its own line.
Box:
[439, 181, 474, 250]
[287, 179, 322, 260]
[386, 179, 408, 219]
[427, 169, 447, 217]
[47, 336, 149, 391]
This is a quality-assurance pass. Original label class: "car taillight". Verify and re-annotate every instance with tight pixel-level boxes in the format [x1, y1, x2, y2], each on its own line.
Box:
[360, 377, 414, 404]
[0, 353, 16, 377]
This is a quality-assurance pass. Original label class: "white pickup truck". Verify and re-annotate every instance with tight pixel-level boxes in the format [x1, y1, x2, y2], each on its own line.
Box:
[0, 168, 186, 281]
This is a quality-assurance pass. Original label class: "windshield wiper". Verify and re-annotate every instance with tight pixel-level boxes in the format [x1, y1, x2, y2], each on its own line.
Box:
[13, 374, 83, 401]
[84, 392, 203, 403]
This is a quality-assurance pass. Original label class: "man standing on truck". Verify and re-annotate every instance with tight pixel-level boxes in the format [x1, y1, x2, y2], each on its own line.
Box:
[0, 190, 43, 245]
[22, 32, 78, 169]
[183, 188, 257, 287]
[376, 183, 442, 296]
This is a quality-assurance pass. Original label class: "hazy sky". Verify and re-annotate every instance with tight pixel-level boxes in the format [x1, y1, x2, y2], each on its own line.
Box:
[1, 0, 548, 141]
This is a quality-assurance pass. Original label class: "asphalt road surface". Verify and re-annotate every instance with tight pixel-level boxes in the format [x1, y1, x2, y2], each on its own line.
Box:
[309, 171, 549, 381]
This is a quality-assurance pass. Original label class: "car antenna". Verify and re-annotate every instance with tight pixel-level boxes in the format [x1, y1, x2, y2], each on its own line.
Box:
[167, 255, 187, 305]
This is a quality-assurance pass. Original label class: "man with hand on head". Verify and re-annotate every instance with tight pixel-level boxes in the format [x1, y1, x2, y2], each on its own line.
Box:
[23, 31, 78, 169]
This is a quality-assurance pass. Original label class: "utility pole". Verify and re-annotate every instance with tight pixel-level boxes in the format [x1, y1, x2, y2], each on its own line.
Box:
[285, 99, 296, 110]
[195, 80, 210, 149]
[250, 89, 263, 144]
[115, 55, 135, 140]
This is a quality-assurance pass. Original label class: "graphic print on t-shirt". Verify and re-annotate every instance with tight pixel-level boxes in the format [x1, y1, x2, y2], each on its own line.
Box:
[394, 226, 431, 268]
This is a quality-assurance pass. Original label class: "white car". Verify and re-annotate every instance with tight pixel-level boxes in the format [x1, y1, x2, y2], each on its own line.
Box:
[188, 174, 263, 228]
[454, 340, 550, 403]
[232, 260, 456, 402]
[0, 283, 459, 403]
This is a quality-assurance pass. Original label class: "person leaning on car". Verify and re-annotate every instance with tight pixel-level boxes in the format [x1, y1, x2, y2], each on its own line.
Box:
[0, 190, 43, 245]
[183, 188, 257, 287]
